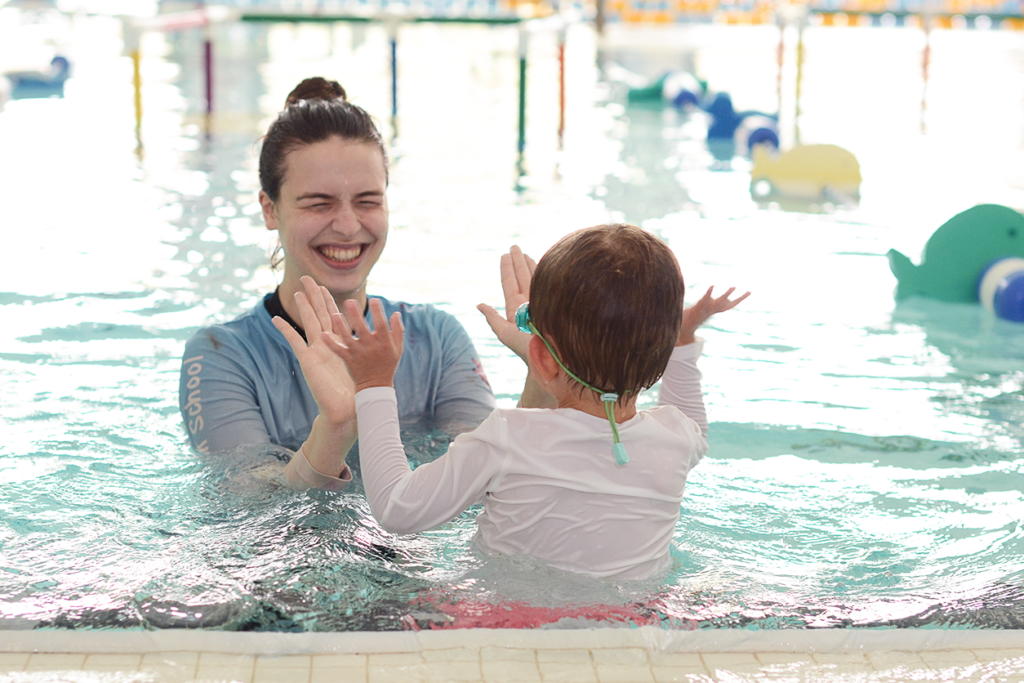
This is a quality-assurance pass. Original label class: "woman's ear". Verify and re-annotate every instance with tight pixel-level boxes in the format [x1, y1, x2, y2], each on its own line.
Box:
[259, 191, 278, 232]
[528, 335, 560, 385]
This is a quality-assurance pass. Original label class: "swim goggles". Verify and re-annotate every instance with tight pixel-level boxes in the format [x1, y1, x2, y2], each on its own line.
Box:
[516, 302, 629, 466]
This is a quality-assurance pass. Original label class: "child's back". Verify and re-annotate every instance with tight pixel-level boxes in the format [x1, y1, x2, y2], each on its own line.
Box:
[357, 341, 707, 578]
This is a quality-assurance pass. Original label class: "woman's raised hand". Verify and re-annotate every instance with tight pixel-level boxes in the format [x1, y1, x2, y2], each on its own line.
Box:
[477, 245, 536, 361]
[678, 286, 750, 346]
[271, 276, 357, 427]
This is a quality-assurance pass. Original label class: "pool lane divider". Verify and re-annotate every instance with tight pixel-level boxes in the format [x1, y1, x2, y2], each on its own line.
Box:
[122, 8, 576, 157]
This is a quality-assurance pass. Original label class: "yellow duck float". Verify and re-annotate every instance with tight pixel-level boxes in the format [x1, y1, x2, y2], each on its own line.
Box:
[750, 144, 861, 201]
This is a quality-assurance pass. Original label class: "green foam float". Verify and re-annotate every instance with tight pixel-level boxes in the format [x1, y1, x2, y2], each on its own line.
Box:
[888, 204, 1024, 302]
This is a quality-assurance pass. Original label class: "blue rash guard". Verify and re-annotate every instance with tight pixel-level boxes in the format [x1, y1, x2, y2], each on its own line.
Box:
[179, 292, 496, 455]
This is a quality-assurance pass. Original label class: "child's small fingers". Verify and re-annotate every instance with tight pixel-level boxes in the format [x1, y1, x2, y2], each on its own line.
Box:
[368, 298, 389, 334]
[344, 299, 371, 337]
[390, 311, 405, 353]
[332, 312, 355, 342]
[320, 330, 349, 357]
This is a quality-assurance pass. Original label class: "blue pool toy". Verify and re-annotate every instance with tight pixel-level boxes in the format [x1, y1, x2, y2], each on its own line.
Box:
[704, 92, 778, 161]
[978, 257, 1024, 322]
[626, 71, 706, 107]
[889, 204, 1024, 303]
[6, 55, 71, 99]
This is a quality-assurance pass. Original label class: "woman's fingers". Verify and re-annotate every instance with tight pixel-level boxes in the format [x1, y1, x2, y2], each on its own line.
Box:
[300, 276, 334, 332]
[272, 316, 308, 354]
[292, 290, 323, 339]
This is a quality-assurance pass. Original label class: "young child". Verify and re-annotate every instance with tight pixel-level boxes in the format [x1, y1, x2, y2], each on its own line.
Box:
[283, 224, 747, 579]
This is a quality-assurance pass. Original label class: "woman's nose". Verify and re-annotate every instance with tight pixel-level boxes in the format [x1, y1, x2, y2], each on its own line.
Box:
[330, 203, 361, 237]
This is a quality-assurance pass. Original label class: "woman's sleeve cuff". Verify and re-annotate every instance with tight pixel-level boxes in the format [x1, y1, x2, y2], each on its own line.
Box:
[285, 446, 352, 491]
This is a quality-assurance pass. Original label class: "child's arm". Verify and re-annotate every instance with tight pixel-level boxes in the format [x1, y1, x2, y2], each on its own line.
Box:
[322, 298, 502, 533]
[659, 286, 749, 436]
[677, 286, 750, 346]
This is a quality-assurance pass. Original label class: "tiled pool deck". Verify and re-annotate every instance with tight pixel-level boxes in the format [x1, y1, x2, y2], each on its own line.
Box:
[2, 629, 1023, 682]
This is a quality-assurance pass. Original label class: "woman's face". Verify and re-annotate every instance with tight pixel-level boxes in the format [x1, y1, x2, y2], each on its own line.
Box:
[261, 137, 388, 305]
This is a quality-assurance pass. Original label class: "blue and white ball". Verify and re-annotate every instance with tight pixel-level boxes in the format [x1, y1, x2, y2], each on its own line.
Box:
[978, 257, 1024, 322]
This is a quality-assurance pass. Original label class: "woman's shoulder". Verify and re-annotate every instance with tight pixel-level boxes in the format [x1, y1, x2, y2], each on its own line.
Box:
[184, 295, 282, 354]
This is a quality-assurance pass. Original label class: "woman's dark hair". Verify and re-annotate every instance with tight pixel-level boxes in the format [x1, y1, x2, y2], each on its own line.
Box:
[530, 224, 685, 399]
[258, 76, 388, 203]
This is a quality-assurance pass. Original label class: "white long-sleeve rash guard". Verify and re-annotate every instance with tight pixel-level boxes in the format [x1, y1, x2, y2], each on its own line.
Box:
[355, 341, 710, 580]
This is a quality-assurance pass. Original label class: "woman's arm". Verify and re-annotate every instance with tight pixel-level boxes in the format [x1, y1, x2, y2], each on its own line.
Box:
[179, 332, 273, 455]
[272, 277, 359, 488]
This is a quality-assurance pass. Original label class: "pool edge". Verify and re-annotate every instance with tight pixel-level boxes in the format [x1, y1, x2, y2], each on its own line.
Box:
[3, 628, 1023, 655]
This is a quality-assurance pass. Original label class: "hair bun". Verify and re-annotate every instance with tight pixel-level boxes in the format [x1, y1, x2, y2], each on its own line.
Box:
[285, 77, 347, 106]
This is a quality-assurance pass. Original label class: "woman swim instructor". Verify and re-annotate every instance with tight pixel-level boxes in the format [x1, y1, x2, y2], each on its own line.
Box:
[179, 77, 526, 489]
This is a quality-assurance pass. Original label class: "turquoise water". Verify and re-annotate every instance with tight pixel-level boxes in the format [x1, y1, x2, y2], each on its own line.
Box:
[1, 10, 1024, 630]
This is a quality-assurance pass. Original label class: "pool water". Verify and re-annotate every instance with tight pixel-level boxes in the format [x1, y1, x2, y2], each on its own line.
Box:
[1, 10, 1024, 632]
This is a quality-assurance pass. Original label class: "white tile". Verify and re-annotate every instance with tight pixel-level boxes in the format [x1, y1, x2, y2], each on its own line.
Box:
[537, 662, 599, 683]
[253, 666, 310, 683]
[367, 653, 423, 668]
[193, 664, 255, 682]
[256, 655, 312, 670]
[649, 654, 703, 668]
[312, 654, 368, 669]
[144, 652, 201, 668]
[199, 654, 256, 668]
[537, 650, 592, 664]
[25, 653, 87, 670]
[84, 653, 142, 670]
[480, 659, 541, 682]
[754, 653, 810, 665]
[918, 650, 978, 666]
[811, 653, 869, 665]
[700, 653, 760, 673]
[651, 666, 711, 683]
[312, 667, 367, 683]
[422, 660, 481, 682]
[250, 668, 299, 683]
[369, 665, 426, 683]
[595, 663, 655, 682]
[973, 649, 1024, 662]
[479, 647, 536, 662]
[592, 649, 650, 666]
[142, 663, 199, 683]
[422, 648, 479, 663]
[0, 653, 30, 671]
[974, 660, 1024, 678]
[865, 651, 926, 667]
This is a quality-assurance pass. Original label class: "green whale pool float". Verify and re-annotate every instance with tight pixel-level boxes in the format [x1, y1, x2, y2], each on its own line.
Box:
[888, 204, 1024, 302]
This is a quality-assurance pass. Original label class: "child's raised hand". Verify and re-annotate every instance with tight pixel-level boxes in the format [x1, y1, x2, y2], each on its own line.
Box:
[322, 298, 405, 392]
[679, 286, 750, 346]
[477, 245, 537, 361]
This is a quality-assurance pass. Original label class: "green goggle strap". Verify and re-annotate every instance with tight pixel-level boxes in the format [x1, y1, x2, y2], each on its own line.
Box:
[517, 303, 629, 466]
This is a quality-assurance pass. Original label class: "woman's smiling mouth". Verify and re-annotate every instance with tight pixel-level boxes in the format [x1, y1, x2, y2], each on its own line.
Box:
[318, 245, 365, 264]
